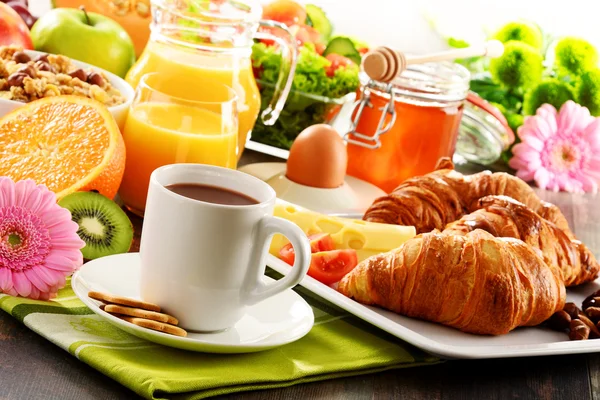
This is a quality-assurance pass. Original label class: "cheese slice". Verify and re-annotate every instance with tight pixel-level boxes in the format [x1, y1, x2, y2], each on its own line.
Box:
[270, 200, 416, 262]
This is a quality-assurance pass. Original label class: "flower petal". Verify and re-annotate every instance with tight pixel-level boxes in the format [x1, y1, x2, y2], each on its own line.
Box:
[0, 267, 13, 292]
[40, 207, 74, 229]
[579, 174, 598, 194]
[37, 291, 52, 301]
[537, 103, 558, 118]
[512, 143, 541, 160]
[534, 168, 551, 190]
[522, 135, 545, 152]
[516, 168, 535, 182]
[11, 271, 32, 297]
[14, 179, 37, 208]
[508, 156, 528, 170]
[534, 115, 556, 140]
[29, 187, 59, 215]
[558, 101, 594, 137]
[582, 120, 600, 150]
[44, 254, 78, 272]
[24, 268, 50, 293]
[28, 285, 41, 300]
[0, 177, 15, 208]
[31, 265, 64, 287]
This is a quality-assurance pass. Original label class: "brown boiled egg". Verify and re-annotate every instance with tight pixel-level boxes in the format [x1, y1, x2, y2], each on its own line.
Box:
[286, 124, 347, 189]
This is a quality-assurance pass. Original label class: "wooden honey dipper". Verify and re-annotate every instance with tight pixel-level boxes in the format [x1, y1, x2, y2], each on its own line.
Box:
[362, 40, 505, 83]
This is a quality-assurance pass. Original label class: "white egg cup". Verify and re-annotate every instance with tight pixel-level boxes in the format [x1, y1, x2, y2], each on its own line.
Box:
[238, 163, 386, 215]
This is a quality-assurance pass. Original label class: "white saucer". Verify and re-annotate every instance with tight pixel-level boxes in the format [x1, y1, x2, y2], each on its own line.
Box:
[72, 253, 314, 353]
[238, 162, 386, 215]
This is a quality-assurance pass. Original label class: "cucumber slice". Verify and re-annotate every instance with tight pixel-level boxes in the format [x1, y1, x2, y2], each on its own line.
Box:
[305, 14, 313, 27]
[305, 4, 333, 41]
[323, 37, 362, 65]
[331, 35, 369, 52]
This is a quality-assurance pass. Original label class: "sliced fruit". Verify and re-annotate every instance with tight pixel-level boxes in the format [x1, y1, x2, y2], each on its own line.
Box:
[0, 95, 125, 200]
[294, 25, 325, 54]
[323, 36, 361, 65]
[308, 250, 358, 285]
[58, 191, 133, 260]
[305, 4, 332, 41]
[279, 233, 336, 265]
[262, 0, 307, 27]
[325, 53, 355, 77]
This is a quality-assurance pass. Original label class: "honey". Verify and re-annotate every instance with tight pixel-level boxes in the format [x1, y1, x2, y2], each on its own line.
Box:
[345, 63, 470, 193]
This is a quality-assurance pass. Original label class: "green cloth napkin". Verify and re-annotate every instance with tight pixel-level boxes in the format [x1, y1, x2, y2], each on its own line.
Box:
[0, 272, 440, 400]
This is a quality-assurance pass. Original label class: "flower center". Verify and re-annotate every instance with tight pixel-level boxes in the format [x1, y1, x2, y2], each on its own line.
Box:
[0, 206, 51, 271]
[542, 137, 589, 174]
[7, 233, 22, 247]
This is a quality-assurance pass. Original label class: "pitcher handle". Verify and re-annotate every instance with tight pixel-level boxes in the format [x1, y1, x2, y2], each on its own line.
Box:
[254, 20, 298, 126]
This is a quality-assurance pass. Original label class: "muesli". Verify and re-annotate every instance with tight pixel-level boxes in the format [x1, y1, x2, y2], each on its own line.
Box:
[0, 45, 125, 106]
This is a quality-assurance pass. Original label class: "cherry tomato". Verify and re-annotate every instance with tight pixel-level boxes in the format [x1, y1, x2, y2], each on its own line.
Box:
[357, 47, 370, 55]
[325, 53, 355, 77]
[308, 250, 358, 285]
[262, 0, 307, 27]
[278, 233, 335, 265]
[294, 25, 325, 54]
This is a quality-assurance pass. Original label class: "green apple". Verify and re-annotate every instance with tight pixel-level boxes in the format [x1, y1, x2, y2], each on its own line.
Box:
[30, 8, 135, 78]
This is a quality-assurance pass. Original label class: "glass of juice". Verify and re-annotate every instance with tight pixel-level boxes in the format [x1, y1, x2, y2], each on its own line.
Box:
[119, 72, 238, 216]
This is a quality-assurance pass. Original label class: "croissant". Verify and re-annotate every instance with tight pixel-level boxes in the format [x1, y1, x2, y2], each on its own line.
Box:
[364, 158, 574, 239]
[444, 195, 599, 286]
[338, 230, 566, 335]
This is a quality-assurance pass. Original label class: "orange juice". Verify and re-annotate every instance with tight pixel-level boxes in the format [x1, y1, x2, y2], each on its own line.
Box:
[119, 103, 237, 213]
[125, 42, 260, 157]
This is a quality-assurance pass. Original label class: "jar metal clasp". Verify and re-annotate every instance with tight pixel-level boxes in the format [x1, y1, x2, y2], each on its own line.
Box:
[343, 80, 397, 149]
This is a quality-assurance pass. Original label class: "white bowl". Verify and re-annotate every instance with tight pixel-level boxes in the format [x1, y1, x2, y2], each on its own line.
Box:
[0, 49, 134, 129]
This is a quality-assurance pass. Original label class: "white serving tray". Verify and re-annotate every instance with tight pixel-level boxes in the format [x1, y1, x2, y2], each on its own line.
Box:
[266, 254, 600, 359]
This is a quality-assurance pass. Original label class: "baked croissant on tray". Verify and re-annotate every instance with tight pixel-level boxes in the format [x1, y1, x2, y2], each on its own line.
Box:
[444, 195, 599, 287]
[364, 158, 574, 239]
[338, 229, 567, 335]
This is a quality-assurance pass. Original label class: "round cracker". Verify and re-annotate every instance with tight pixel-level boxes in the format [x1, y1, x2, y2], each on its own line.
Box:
[118, 315, 187, 337]
[103, 304, 178, 325]
[88, 291, 161, 312]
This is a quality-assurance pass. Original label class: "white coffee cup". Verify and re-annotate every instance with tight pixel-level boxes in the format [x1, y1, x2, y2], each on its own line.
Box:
[139, 164, 311, 332]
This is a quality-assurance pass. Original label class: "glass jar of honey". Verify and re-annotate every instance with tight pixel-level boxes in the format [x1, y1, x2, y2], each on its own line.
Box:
[345, 62, 470, 193]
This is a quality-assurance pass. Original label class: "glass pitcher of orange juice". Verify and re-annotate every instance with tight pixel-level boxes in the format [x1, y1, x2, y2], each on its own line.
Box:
[125, 0, 297, 159]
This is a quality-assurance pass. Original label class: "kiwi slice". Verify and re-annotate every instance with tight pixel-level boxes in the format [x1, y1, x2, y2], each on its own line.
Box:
[58, 191, 134, 260]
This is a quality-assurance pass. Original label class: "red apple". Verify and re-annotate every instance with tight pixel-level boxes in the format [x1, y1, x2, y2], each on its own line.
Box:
[0, 2, 33, 49]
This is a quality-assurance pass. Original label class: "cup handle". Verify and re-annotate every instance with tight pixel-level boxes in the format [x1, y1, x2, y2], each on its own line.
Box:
[242, 216, 310, 306]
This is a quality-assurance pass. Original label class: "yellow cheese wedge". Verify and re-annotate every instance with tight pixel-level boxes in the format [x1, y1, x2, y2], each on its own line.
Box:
[270, 200, 416, 262]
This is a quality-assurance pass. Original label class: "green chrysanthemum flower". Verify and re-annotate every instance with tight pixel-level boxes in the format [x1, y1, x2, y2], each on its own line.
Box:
[522, 79, 575, 115]
[489, 41, 543, 89]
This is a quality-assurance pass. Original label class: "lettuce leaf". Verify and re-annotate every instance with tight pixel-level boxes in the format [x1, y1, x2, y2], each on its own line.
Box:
[252, 42, 359, 99]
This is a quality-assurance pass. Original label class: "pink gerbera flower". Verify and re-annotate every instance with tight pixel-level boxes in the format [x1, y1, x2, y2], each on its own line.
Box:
[0, 177, 85, 300]
[509, 101, 600, 193]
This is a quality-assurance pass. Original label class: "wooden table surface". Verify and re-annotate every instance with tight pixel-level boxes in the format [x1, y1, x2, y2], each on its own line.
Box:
[1, 151, 599, 400]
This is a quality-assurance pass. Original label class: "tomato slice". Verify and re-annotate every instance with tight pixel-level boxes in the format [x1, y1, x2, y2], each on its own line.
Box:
[278, 244, 359, 285]
[308, 250, 359, 285]
[308, 233, 336, 252]
[278, 233, 335, 265]
[325, 53, 356, 77]
[278, 242, 296, 266]
[262, 0, 307, 26]
[294, 25, 325, 54]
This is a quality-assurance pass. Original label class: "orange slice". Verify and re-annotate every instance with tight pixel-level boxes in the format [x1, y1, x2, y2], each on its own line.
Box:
[0, 95, 125, 200]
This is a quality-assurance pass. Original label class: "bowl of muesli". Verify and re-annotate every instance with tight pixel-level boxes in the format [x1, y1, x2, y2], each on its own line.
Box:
[0, 46, 134, 129]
